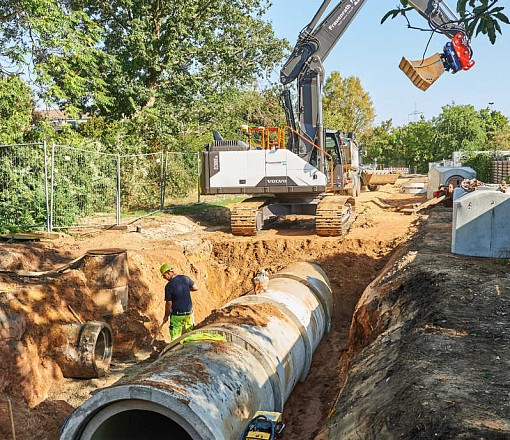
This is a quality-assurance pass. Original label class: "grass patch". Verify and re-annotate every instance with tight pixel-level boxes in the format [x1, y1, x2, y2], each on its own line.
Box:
[168, 197, 246, 215]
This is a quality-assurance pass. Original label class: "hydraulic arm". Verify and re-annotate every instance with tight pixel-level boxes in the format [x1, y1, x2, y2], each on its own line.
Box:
[279, 0, 475, 158]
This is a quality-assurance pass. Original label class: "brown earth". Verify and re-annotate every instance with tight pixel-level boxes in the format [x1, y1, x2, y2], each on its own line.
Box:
[0, 178, 508, 440]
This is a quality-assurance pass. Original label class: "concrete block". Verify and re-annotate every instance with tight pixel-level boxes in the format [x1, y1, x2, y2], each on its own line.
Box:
[427, 167, 476, 199]
[452, 189, 510, 257]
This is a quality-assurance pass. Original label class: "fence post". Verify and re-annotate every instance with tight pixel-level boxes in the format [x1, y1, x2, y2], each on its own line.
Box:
[160, 151, 166, 210]
[116, 154, 121, 226]
[49, 143, 55, 232]
[42, 141, 51, 232]
[197, 152, 201, 204]
[163, 151, 169, 209]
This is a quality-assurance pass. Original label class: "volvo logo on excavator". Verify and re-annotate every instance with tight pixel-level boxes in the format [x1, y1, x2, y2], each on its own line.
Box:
[266, 178, 287, 185]
[255, 176, 297, 187]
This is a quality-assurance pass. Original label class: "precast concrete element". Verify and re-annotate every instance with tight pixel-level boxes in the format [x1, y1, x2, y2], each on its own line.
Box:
[60, 261, 332, 440]
[79, 248, 129, 316]
[56, 321, 113, 379]
[452, 189, 510, 257]
[271, 260, 333, 332]
[427, 166, 476, 199]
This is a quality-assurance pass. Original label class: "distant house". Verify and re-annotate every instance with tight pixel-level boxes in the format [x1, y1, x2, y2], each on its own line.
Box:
[35, 109, 89, 132]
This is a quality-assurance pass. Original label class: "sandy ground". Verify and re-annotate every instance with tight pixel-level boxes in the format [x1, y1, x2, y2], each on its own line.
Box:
[0, 178, 508, 439]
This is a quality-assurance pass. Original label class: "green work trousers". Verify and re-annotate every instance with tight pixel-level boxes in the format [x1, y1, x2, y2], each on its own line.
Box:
[169, 314, 194, 341]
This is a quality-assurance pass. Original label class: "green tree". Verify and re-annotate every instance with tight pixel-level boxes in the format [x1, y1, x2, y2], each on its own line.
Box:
[491, 125, 510, 150]
[322, 71, 375, 139]
[392, 117, 436, 172]
[0, 76, 34, 144]
[362, 119, 394, 166]
[58, 0, 287, 119]
[479, 107, 510, 147]
[0, 1, 109, 117]
[432, 104, 487, 158]
[383, 0, 508, 43]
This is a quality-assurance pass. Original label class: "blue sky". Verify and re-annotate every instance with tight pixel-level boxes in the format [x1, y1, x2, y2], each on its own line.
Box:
[264, 1, 509, 127]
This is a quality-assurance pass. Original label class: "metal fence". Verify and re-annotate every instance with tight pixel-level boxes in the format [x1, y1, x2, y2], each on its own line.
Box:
[0, 142, 200, 231]
[0, 142, 50, 230]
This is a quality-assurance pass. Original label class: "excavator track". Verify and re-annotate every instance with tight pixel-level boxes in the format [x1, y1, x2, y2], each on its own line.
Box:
[230, 198, 268, 236]
[315, 195, 356, 237]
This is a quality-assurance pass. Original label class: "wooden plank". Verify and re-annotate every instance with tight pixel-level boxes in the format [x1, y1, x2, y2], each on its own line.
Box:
[1, 232, 60, 241]
[0, 399, 16, 440]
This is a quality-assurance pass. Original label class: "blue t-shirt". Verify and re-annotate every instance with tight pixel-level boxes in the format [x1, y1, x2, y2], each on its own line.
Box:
[164, 275, 194, 313]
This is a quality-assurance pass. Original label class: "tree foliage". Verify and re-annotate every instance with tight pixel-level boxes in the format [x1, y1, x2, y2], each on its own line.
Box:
[322, 71, 375, 139]
[382, 0, 508, 43]
[48, 0, 287, 119]
[432, 104, 488, 156]
[0, 76, 34, 144]
[364, 104, 510, 172]
[392, 118, 436, 173]
[0, 0, 109, 116]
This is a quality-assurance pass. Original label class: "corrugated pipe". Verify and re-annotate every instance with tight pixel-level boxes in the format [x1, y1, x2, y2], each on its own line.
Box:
[60, 261, 332, 440]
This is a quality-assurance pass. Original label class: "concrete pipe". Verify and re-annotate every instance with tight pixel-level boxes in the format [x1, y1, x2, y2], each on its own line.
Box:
[60, 261, 332, 440]
[56, 320, 113, 379]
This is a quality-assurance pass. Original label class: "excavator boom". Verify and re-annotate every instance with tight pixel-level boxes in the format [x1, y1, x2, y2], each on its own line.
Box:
[280, 0, 475, 151]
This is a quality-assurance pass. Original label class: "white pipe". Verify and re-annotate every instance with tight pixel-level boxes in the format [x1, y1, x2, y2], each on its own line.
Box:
[61, 261, 332, 440]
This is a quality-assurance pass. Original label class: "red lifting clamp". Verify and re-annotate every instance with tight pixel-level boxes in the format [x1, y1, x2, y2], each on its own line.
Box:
[451, 32, 475, 71]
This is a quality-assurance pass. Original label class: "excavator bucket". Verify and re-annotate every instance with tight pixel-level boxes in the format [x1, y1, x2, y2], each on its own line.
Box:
[399, 53, 446, 91]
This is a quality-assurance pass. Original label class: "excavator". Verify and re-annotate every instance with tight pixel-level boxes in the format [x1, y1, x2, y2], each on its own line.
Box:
[200, 0, 475, 236]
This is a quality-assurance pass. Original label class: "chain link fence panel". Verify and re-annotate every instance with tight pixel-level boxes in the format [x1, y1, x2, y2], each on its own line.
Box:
[120, 152, 164, 214]
[50, 145, 118, 229]
[0, 143, 49, 230]
[1, 143, 203, 231]
[163, 152, 200, 205]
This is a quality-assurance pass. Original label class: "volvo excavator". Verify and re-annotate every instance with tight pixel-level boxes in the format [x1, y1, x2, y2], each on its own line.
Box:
[200, 0, 475, 236]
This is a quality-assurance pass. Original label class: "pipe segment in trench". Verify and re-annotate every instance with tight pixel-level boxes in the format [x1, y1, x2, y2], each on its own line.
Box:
[60, 261, 332, 440]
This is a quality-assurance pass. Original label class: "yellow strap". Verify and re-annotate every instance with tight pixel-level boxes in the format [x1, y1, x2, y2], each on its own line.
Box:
[180, 332, 227, 344]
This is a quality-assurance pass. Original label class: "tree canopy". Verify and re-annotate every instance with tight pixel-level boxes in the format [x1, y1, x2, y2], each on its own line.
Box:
[0, 76, 34, 144]
[322, 71, 375, 139]
[0, 0, 287, 119]
[383, 0, 508, 44]
[363, 104, 510, 172]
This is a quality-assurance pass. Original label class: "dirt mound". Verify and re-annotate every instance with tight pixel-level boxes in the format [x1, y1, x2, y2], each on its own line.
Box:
[316, 207, 510, 439]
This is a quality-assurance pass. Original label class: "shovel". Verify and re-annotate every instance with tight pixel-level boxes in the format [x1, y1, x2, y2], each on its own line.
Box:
[135, 321, 166, 361]
[149, 321, 166, 346]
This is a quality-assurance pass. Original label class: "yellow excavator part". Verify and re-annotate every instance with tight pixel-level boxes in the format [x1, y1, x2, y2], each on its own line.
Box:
[399, 53, 446, 91]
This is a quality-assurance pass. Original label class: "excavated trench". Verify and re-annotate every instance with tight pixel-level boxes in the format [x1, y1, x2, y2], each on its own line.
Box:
[6, 194, 507, 439]
[0, 220, 408, 440]
[63, 236, 396, 440]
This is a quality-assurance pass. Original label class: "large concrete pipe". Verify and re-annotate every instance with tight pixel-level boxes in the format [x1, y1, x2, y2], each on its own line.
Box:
[56, 320, 113, 379]
[60, 261, 332, 440]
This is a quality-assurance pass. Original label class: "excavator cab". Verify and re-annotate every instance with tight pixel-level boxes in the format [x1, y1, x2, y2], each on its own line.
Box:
[240, 411, 285, 440]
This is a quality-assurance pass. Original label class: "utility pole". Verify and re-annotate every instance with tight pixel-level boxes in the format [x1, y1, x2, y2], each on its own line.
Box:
[408, 102, 423, 122]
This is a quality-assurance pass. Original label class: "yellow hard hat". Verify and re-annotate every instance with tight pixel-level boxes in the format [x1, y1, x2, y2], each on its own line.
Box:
[160, 263, 174, 275]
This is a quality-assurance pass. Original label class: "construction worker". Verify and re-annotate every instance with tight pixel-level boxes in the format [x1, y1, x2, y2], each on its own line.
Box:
[160, 263, 198, 341]
[252, 269, 269, 293]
